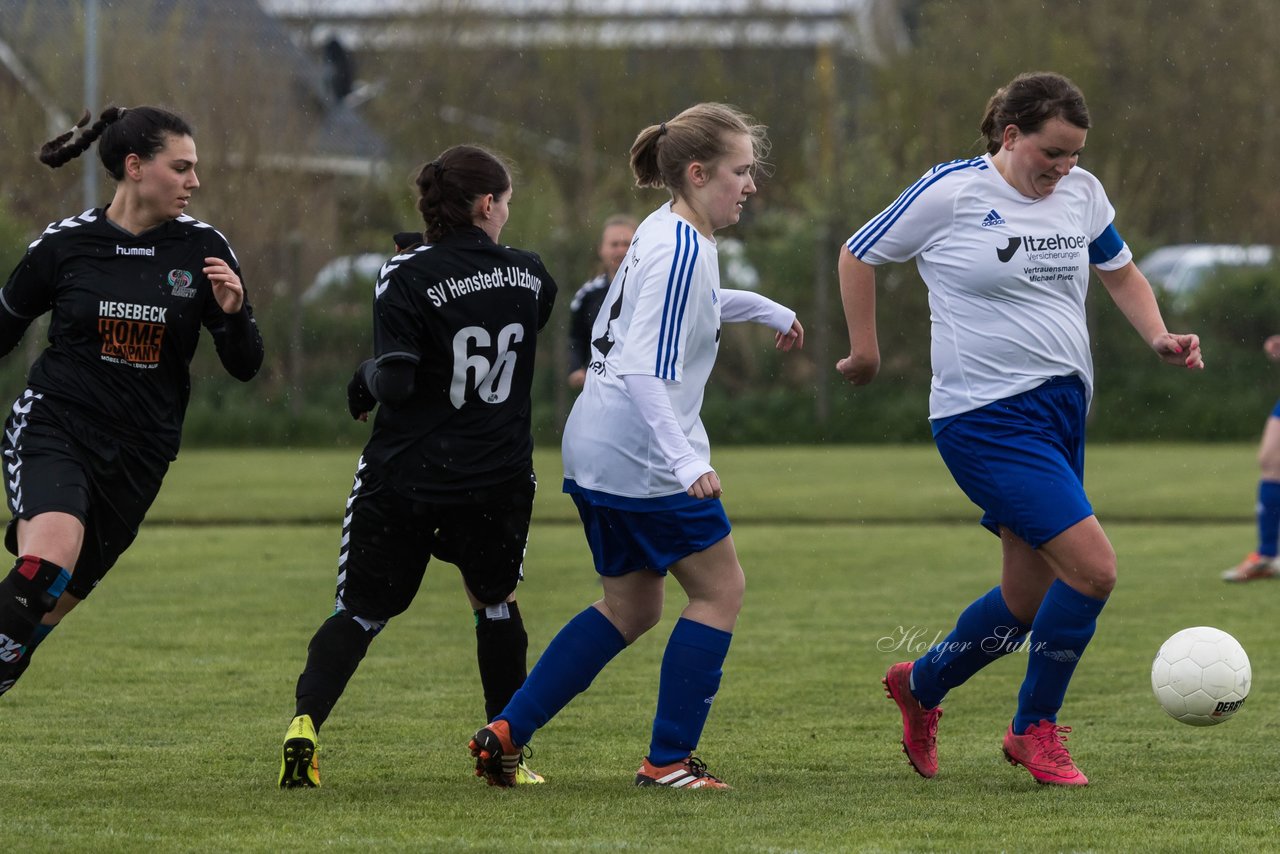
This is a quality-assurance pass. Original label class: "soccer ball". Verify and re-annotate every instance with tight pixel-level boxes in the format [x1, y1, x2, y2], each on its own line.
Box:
[1151, 626, 1251, 726]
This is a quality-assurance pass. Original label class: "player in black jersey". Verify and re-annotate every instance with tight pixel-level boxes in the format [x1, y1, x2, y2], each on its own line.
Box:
[567, 215, 636, 389]
[279, 144, 557, 788]
[0, 106, 264, 698]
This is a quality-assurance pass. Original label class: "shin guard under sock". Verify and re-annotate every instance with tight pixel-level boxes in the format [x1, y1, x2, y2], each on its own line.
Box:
[294, 612, 376, 729]
[475, 600, 528, 722]
[499, 606, 626, 745]
[0, 621, 54, 697]
[0, 556, 70, 666]
[1013, 580, 1106, 733]
[648, 618, 733, 766]
[910, 585, 1032, 709]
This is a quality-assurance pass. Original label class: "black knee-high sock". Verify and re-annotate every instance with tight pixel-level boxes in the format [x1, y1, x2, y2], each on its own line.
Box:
[294, 612, 375, 729]
[0, 622, 54, 697]
[0, 556, 69, 668]
[475, 600, 528, 722]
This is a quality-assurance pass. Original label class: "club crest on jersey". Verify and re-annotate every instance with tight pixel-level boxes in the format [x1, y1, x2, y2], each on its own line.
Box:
[167, 269, 197, 298]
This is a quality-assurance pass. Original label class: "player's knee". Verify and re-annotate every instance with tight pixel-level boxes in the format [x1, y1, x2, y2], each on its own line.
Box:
[309, 611, 379, 659]
[0, 556, 70, 626]
[466, 574, 520, 608]
[1082, 556, 1117, 598]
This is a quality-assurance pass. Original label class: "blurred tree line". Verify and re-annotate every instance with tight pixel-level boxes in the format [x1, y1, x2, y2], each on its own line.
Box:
[0, 0, 1276, 448]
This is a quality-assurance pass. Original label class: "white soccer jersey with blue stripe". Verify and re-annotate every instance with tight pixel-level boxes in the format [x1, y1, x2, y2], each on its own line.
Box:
[562, 203, 721, 500]
[847, 153, 1132, 420]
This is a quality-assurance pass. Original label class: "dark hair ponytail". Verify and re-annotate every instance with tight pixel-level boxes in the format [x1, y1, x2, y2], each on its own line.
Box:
[415, 145, 512, 243]
[980, 72, 1090, 155]
[38, 105, 193, 180]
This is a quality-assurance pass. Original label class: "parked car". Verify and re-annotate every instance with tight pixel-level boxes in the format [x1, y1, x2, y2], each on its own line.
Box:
[1138, 244, 1274, 309]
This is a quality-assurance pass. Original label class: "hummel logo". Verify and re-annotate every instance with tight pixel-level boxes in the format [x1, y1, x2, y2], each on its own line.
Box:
[981, 209, 1006, 228]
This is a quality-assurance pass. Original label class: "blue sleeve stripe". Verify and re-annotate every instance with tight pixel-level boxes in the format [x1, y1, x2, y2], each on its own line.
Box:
[1088, 223, 1124, 265]
[655, 222, 698, 380]
[847, 157, 985, 259]
[664, 233, 699, 379]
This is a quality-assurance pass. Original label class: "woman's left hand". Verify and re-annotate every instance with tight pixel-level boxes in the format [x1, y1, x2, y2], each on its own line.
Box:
[204, 257, 245, 314]
[1153, 332, 1204, 370]
[775, 318, 804, 351]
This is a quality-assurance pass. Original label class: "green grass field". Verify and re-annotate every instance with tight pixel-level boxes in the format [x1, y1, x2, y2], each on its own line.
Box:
[1, 445, 1276, 852]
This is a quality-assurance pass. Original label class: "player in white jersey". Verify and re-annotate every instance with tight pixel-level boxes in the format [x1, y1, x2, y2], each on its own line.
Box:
[839, 72, 1203, 786]
[470, 103, 802, 789]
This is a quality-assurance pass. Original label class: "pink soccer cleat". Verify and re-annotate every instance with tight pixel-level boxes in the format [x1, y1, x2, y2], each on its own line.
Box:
[1002, 720, 1088, 786]
[882, 661, 942, 778]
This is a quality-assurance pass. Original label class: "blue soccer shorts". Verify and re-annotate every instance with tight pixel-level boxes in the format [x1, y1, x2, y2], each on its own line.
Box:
[932, 376, 1092, 548]
[565, 482, 731, 577]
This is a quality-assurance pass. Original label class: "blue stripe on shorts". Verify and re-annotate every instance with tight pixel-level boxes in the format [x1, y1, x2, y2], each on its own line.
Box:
[565, 480, 731, 577]
[932, 376, 1092, 548]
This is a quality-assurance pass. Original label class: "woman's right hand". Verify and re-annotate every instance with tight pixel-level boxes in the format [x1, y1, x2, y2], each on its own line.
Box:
[836, 349, 880, 385]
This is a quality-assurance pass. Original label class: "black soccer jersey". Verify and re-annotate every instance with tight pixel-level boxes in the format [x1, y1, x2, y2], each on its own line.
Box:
[363, 225, 557, 498]
[0, 207, 264, 459]
[568, 273, 609, 375]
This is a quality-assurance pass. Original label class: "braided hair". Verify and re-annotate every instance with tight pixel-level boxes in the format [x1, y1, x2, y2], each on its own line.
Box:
[39, 106, 193, 180]
[414, 145, 511, 243]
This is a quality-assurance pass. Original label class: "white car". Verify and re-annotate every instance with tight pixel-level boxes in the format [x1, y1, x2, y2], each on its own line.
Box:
[1138, 244, 1274, 308]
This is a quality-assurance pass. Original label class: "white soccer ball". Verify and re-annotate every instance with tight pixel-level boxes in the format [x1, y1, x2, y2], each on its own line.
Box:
[1151, 626, 1251, 726]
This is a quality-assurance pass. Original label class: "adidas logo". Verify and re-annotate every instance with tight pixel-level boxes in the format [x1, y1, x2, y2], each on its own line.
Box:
[981, 209, 1006, 228]
[1041, 649, 1081, 663]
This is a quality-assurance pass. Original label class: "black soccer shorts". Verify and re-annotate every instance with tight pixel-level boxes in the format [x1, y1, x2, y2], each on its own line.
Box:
[2, 397, 169, 599]
[335, 467, 536, 623]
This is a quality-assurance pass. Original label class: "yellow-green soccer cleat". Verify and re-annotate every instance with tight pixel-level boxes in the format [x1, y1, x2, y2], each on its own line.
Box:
[514, 758, 546, 785]
[279, 714, 321, 788]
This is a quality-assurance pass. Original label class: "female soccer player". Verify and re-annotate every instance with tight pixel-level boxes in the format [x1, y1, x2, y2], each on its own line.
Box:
[567, 214, 638, 389]
[0, 106, 264, 698]
[469, 103, 804, 789]
[838, 72, 1203, 786]
[279, 145, 557, 788]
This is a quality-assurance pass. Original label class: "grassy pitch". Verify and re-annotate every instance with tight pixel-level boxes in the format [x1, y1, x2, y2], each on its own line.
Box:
[0, 445, 1273, 852]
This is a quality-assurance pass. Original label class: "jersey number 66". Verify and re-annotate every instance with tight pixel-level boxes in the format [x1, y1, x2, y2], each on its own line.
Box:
[450, 323, 525, 409]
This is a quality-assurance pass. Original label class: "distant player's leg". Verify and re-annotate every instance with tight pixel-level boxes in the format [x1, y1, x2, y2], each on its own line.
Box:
[1225, 412, 1280, 581]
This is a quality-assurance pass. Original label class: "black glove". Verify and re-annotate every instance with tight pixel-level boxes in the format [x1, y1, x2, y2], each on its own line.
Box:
[347, 359, 378, 420]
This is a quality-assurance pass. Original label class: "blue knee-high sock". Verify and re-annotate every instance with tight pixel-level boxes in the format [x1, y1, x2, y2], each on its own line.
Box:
[1013, 580, 1106, 734]
[910, 586, 1031, 709]
[648, 618, 733, 766]
[499, 606, 626, 745]
[1256, 480, 1280, 557]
